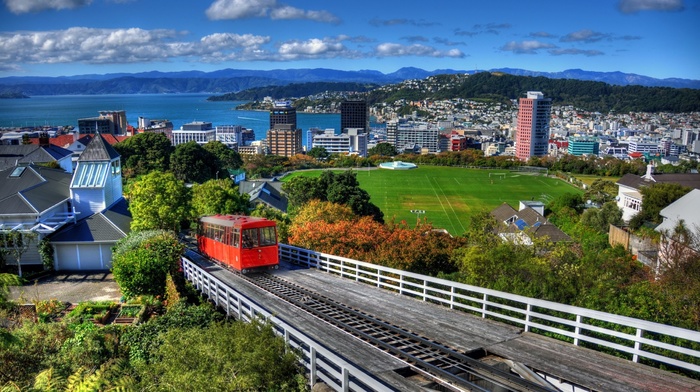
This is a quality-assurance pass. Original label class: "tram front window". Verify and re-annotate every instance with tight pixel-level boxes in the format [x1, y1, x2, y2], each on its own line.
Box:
[241, 228, 258, 248]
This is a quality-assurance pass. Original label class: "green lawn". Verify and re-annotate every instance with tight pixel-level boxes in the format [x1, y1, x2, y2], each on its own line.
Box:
[283, 166, 582, 235]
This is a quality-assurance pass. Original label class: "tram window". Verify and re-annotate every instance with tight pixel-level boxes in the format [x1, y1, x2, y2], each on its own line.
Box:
[232, 228, 240, 247]
[259, 226, 277, 246]
[242, 228, 258, 248]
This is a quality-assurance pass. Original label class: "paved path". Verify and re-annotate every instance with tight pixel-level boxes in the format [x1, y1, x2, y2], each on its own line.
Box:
[9, 272, 122, 304]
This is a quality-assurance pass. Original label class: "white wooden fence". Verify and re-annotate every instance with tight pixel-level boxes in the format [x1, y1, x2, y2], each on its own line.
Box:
[279, 243, 700, 376]
[181, 255, 395, 392]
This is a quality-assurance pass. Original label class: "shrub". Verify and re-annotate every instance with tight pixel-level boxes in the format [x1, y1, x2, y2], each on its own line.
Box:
[111, 231, 183, 299]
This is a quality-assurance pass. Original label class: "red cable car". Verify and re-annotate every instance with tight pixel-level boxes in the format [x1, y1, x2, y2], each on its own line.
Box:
[197, 215, 279, 273]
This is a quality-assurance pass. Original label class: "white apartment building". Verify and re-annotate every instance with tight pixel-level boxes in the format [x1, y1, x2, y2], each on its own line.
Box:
[312, 128, 367, 157]
[171, 121, 216, 146]
[215, 125, 243, 149]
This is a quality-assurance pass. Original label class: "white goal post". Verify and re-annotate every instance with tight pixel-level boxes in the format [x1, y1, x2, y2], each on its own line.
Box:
[489, 173, 507, 179]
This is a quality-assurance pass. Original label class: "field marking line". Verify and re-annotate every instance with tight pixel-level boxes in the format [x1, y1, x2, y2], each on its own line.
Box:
[424, 175, 461, 234]
[433, 176, 466, 233]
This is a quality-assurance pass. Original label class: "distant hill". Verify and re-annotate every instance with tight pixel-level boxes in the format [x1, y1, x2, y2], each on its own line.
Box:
[207, 82, 379, 101]
[0, 67, 698, 96]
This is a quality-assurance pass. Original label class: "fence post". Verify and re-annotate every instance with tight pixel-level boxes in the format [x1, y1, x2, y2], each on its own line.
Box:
[377, 269, 381, 288]
[574, 314, 582, 346]
[309, 347, 317, 389]
[633, 328, 643, 363]
[524, 304, 531, 332]
[450, 286, 455, 310]
[482, 294, 488, 318]
[342, 367, 349, 392]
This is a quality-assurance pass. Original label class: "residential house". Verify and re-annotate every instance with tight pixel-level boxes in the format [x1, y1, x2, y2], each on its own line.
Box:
[490, 202, 571, 244]
[616, 164, 700, 222]
[654, 189, 700, 274]
[238, 180, 288, 213]
[0, 134, 131, 272]
[0, 137, 73, 173]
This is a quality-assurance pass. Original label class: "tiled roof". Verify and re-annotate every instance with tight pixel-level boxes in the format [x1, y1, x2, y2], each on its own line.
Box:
[28, 133, 129, 148]
[78, 133, 121, 161]
[0, 165, 71, 215]
[50, 198, 131, 243]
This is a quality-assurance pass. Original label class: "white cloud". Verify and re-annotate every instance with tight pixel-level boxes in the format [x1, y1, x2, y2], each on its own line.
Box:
[206, 0, 339, 23]
[560, 29, 610, 43]
[0, 28, 271, 65]
[4, 0, 92, 14]
[277, 38, 348, 60]
[500, 40, 556, 54]
[549, 48, 604, 56]
[618, 0, 684, 13]
[373, 43, 464, 58]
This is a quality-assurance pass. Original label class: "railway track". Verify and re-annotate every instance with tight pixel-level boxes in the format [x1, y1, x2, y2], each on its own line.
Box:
[240, 271, 558, 392]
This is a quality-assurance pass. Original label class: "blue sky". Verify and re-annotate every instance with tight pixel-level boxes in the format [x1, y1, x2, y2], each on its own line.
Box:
[1, 0, 699, 79]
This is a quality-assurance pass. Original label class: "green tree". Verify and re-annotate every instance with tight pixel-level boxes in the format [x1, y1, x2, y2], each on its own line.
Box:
[203, 141, 243, 170]
[368, 142, 396, 157]
[629, 183, 691, 230]
[580, 201, 623, 233]
[0, 231, 37, 277]
[306, 146, 329, 160]
[114, 132, 172, 178]
[583, 179, 618, 204]
[126, 171, 190, 232]
[284, 171, 383, 222]
[190, 179, 250, 225]
[136, 321, 304, 392]
[170, 141, 221, 184]
[111, 230, 184, 298]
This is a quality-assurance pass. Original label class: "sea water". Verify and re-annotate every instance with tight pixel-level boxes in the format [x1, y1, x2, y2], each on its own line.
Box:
[0, 93, 345, 145]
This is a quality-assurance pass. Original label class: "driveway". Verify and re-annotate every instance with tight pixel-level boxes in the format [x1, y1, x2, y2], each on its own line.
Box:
[9, 272, 122, 304]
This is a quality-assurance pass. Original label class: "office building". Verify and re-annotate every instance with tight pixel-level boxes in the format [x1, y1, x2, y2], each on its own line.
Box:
[171, 121, 216, 146]
[515, 91, 552, 161]
[311, 128, 367, 157]
[215, 125, 243, 149]
[340, 100, 369, 133]
[99, 110, 128, 135]
[567, 136, 600, 156]
[267, 124, 302, 157]
[78, 117, 113, 134]
[386, 119, 440, 153]
[270, 101, 297, 131]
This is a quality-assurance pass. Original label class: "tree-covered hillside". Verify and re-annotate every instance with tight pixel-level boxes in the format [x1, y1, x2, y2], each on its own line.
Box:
[207, 81, 379, 101]
[368, 72, 700, 113]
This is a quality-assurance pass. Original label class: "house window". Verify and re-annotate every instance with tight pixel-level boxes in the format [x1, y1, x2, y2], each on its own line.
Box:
[624, 197, 641, 211]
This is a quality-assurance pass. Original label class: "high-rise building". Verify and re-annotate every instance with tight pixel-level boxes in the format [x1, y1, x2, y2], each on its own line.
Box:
[340, 100, 369, 133]
[270, 101, 297, 131]
[171, 121, 216, 146]
[267, 124, 302, 157]
[515, 91, 552, 161]
[386, 119, 439, 153]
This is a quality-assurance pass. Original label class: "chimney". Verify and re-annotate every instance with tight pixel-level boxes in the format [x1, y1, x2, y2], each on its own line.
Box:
[643, 162, 656, 181]
[38, 132, 50, 147]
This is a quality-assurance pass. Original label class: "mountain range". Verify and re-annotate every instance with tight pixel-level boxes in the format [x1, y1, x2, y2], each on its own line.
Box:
[0, 67, 698, 96]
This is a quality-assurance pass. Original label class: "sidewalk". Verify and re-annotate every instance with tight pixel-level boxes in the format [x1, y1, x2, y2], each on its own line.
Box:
[9, 272, 122, 304]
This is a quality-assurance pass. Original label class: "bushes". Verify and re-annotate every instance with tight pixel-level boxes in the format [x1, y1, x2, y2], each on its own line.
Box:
[111, 230, 184, 299]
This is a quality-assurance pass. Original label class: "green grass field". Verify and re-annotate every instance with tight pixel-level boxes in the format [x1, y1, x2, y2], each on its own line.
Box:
[283, 166, 582, 235]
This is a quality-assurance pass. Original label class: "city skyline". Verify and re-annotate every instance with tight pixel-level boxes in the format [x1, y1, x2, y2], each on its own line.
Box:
[1, 0, 699, 80]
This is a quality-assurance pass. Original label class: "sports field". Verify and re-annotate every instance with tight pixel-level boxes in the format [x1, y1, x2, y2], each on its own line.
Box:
[284, 166, 582, 236]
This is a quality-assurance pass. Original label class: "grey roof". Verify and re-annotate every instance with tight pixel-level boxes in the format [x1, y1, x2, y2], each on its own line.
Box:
[617, 172, 700, 191]
[239, 180, 288, 212]
[0, 165, 71, 215]
[50, 198, 131, 243]
[656, 189, 700, 234]
[78, 133, 120, 162]
[0, 144, 72, 171]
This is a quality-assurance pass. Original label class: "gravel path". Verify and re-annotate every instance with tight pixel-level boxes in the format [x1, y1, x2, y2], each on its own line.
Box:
[9, 272, 122, 304]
